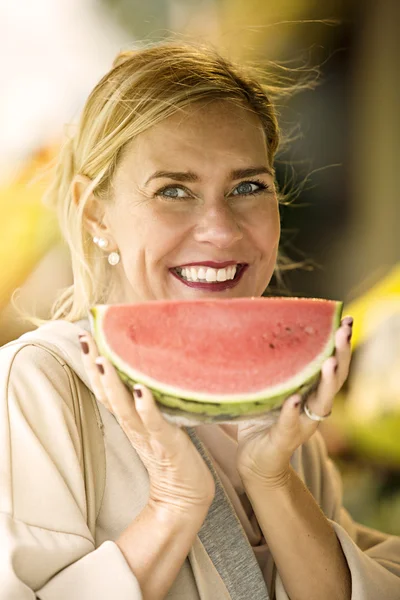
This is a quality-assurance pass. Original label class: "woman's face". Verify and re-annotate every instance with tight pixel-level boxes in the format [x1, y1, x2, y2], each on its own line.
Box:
[103, 101, 280, 302]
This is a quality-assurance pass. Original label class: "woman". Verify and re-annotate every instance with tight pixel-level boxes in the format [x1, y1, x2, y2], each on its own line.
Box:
[1, 42, 399, 600]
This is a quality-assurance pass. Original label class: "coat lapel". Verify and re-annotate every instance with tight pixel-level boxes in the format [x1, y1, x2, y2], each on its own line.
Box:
[17, 322, 270, 599]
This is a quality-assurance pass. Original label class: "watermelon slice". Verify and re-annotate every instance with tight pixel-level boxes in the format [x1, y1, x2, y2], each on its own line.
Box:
[90, 297, 342, 424]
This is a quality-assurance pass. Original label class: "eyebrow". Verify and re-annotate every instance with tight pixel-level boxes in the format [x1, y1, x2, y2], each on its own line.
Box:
[144, 166, 274, 186]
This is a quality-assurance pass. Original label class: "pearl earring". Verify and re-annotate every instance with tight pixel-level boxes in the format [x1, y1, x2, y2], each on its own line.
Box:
[93, 236, 109, 249]
[108, 251, 120, 266]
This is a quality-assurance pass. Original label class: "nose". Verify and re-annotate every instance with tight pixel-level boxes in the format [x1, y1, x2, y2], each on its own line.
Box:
[193, 203, 243, 248]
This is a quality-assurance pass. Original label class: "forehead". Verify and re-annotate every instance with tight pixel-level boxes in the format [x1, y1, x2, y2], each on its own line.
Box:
[117, 101, 269, 179]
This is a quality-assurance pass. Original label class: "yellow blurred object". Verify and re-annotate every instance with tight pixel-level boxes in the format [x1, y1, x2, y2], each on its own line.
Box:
[341, 264, 400, 465]
[0, 147, 59, 312]
[344, 264, 400, 349]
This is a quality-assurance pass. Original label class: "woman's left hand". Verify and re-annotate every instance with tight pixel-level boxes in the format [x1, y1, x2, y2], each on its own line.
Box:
[236, 317, 353, 486]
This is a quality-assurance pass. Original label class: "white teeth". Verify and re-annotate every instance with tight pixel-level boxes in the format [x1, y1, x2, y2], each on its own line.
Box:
[177, 264, 239, 283]
[206, 268, 217, 282]
[217, 268, 227, 282]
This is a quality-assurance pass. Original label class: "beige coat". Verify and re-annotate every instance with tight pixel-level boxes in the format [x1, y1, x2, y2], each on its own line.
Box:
[1, 320, 400, 599]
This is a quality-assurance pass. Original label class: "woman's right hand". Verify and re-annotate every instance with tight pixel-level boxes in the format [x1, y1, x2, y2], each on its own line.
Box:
[79, 333, 215, 518]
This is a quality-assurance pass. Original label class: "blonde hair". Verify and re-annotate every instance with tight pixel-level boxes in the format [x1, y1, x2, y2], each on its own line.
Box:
[46, 41, 304, 322]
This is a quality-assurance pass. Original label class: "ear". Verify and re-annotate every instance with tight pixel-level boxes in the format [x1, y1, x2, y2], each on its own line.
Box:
[72, 175, 110, 240]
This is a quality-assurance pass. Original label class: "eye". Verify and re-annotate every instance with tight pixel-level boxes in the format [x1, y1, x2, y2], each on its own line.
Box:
[231, 180, 269, 196]
[156, 185, 190, 200]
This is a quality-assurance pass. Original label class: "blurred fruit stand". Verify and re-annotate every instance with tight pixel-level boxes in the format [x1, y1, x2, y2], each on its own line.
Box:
[321, 265, 400, 535]
[0, 149, 58, 310]
[0, 148, 72, 343]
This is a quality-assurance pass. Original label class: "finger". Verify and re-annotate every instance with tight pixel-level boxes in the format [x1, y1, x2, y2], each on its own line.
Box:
[270, 394, 308, 450]
[79, 334, 109, 407]
[340, 315, 353, 327]
[279, 394, 303, 427]
[334, 319, 353, 386]
[133, 384, 176, 438]
[301, 357, 337, 422]
[94, 356, 144, 432]
[265, 391, 326, 460]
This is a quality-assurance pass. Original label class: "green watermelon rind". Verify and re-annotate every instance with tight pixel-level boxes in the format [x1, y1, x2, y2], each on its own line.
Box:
[90, 300, 342, 418]
[119, 369, 322, 421]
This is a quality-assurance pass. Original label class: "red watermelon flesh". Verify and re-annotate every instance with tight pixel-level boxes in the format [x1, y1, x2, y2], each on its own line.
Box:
[91, 297, 342, 422]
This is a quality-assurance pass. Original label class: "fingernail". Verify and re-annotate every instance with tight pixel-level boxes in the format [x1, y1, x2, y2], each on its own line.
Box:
[293, 396, 301, 408]
[80, 341, 89, 354]
[133, 385, 143, 399]
[342, 316, 353, 327]
[96, 362, 105, 375]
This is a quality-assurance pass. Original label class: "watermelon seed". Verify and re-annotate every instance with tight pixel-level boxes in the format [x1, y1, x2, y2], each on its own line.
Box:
[269, 343, 275, 349]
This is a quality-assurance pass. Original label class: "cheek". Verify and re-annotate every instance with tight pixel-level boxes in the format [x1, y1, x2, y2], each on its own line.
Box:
[249, 200, 280, 250]
[116, 207, 190, 267]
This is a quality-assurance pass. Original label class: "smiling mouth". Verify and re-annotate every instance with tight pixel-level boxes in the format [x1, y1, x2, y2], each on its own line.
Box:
[170, 263, 248, 290]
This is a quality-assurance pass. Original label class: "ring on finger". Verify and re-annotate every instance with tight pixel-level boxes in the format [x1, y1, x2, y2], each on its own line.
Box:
[303, 402, 332, 422]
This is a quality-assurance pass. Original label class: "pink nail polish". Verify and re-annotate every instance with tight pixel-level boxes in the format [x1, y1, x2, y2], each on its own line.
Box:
[293, 396, 301, 408]
[342, 316, 353, 327]
[96, 362, 105, 375]
[133, 386, 143, 399]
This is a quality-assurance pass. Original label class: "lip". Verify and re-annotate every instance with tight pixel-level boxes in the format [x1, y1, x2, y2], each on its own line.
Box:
[170, 263, 248, 291]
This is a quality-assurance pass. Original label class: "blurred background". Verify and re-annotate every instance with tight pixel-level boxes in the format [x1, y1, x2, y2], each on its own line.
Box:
[1, 0, 399, 533]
